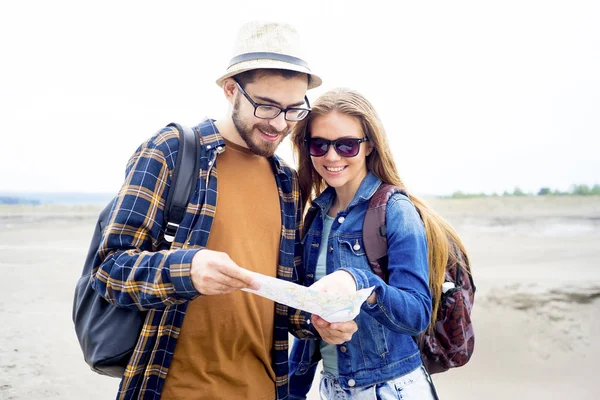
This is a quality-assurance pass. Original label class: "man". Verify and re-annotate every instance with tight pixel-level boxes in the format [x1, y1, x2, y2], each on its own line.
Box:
[91, 21, 357, 399]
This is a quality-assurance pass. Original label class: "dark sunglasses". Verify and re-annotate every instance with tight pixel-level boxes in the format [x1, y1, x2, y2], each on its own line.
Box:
[306, 137, 369, 158]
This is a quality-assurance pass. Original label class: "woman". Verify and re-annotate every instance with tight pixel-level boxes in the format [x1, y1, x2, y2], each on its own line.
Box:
[289, 88, 468, 399]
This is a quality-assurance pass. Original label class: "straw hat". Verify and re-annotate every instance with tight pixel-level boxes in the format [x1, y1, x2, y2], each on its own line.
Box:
[215, 21, 322, 89]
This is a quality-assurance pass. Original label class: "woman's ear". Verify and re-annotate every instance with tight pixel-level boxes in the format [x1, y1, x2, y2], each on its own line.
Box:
[366, 142, 374, 157]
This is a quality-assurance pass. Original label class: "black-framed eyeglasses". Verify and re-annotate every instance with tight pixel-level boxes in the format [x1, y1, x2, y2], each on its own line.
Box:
[235, 80, 311, 121]
[306, 137, 370, 158]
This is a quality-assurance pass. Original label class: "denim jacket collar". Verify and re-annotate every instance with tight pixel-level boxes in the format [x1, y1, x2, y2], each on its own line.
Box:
[312, 171, 382, 212]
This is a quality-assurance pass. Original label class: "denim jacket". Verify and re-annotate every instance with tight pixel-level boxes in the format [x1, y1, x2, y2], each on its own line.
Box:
[289, 172, 432, 396]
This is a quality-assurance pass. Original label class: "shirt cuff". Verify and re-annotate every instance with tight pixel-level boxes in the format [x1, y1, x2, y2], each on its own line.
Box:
[166, 248, 202, 298]
[339, 267, 370, 290]
[291, 310, 320, 339]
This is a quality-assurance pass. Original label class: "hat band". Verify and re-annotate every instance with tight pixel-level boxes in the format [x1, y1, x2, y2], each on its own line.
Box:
[228, 52, 309, 69]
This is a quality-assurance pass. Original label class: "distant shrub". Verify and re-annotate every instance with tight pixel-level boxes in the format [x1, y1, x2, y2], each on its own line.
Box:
[450, 191, 489, 199]
[445, 184, 599, 198]
[512, 187, 526, 196]
[570, 184, 600, 196]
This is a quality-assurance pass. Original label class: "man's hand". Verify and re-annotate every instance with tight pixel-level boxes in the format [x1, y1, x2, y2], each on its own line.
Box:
[309, 270, 360, 344]
[190, 250, 259, 295]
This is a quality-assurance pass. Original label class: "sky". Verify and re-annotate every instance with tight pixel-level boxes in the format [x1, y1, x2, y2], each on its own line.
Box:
[1, 0, 598, 196]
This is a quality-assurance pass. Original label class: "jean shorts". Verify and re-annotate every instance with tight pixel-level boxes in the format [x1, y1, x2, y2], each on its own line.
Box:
[318, 366, 438, 400]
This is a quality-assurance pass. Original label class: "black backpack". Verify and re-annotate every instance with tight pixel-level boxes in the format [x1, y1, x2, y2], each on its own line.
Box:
[72, 123, 200, 377]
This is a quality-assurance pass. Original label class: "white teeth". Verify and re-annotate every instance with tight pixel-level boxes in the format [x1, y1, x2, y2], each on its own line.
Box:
[325, 166, 345, 172]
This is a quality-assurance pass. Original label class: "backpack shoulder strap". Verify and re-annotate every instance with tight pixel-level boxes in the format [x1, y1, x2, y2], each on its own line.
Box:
[363, 183, 408, 281]
[162, 123, 200, 243]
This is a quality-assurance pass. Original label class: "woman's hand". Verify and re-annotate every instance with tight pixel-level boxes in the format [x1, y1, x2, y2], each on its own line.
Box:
[310, 270, 357, 295]
[309, 270, 359, 344]
[311, 314, 358, 345]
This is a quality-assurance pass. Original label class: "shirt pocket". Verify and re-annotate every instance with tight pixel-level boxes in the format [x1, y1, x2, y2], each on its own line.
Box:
[338, 234, 369, 270]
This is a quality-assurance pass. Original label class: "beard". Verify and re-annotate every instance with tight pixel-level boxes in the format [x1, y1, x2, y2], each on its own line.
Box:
[231, 96, 288, 158]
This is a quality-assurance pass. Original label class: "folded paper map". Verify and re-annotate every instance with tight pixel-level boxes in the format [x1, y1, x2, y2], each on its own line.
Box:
[242, 272, 374, 323]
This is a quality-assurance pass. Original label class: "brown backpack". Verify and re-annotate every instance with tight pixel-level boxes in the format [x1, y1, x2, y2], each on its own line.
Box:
[304, 183, 476, 374]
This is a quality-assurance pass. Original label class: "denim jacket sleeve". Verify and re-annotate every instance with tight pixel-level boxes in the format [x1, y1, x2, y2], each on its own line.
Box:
[90, 129, 202, 311]
[341, 195, 432, 335]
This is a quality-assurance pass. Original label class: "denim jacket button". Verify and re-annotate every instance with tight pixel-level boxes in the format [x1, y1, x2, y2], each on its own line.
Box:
[329, 246, 333, 252]
[340, 345, 347, 353]
[337, 216, 345, 224]
[353, 243, 361, 251]
[348, 379, 356, 387]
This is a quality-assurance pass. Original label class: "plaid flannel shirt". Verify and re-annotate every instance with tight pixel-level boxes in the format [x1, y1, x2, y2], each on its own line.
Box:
[91, 119, 317, 400]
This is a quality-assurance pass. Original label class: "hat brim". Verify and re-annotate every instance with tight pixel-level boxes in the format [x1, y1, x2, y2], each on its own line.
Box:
[215, 58, 322, 90]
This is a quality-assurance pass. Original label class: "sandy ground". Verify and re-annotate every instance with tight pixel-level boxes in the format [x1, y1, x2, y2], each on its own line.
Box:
[1, 197, 599, 400]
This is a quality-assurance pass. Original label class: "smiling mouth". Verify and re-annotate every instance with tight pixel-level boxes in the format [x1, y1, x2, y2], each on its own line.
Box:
[325, 166, 346, 172]
[258, 128, 283, 142]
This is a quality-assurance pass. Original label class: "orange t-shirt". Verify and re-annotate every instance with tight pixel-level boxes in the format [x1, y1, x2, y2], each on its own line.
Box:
[161, 139, 281, 400]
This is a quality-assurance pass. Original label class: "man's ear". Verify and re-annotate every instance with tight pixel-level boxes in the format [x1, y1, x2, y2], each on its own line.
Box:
[222, 78, 237, 103]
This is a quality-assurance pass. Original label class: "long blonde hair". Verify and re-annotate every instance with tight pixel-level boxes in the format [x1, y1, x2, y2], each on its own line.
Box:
[291, 88, 470, 328]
